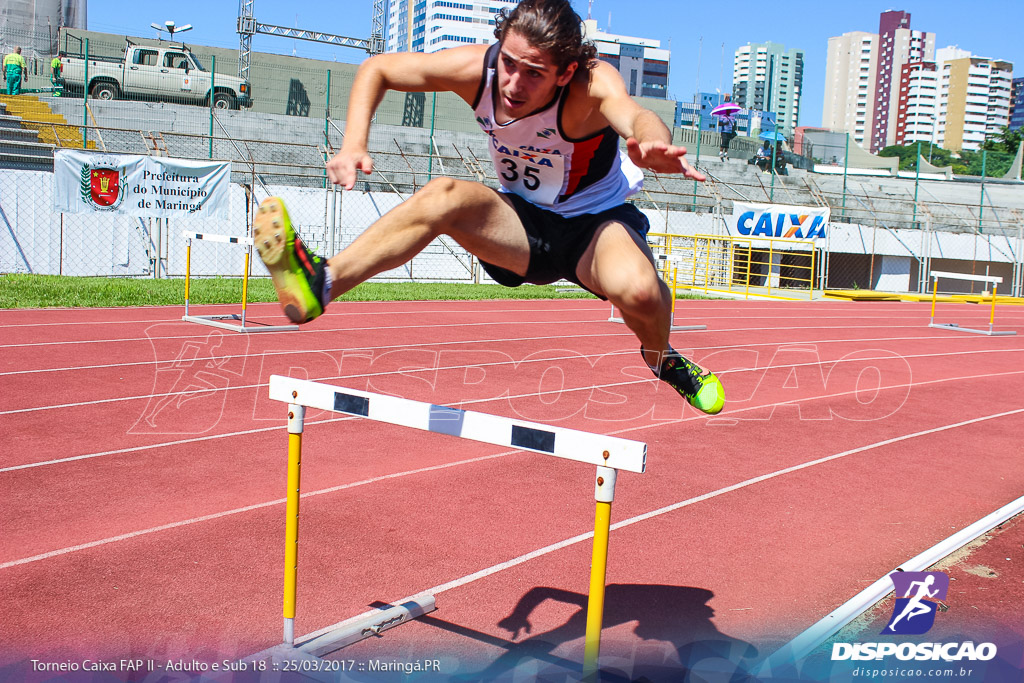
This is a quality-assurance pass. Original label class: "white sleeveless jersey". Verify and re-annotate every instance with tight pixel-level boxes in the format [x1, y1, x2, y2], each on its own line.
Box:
[472, 43, 643, 217]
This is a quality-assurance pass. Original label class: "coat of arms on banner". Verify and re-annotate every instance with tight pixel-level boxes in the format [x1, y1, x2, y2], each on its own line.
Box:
[80, 163, 126, 210]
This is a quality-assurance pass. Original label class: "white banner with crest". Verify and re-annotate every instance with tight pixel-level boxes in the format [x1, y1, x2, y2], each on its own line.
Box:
[52, 150, 231, 219]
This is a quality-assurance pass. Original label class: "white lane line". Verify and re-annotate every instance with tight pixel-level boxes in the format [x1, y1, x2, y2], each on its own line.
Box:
[4, 350, 1024, 471]
[0, 449, 512, 570]
[0, 318, 613, 349]
[385, 407, 1024, 608]
[9, 308, 1016, 330]
[4, 319, 1021, 379]
[2, 377, 1022, 568]
[3, 339, 1022, 417]
[0, 305, 611, 329]
[5, 313, 1020, 350]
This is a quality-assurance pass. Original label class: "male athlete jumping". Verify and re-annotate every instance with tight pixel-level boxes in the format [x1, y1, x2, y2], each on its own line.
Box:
[253, 0, 724, 414]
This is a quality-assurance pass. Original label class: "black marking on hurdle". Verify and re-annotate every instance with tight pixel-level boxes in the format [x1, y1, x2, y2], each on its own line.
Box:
[333, 392, 370, 417]
[229, 237, 239, 243]
[511, 425, 556, 454]
[428, 405, 466, 438]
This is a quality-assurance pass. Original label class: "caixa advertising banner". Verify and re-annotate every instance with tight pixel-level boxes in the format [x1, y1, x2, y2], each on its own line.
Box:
[730, 201, 830, 241]
[52, 150, 231, 219]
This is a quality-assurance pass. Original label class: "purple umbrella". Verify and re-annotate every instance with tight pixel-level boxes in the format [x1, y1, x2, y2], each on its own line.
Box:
[710, 102, 742, 117]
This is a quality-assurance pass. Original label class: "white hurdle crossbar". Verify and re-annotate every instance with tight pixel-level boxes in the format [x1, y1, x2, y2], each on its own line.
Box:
[609, 253, 707, 331]
[928, 270, 1016, 337]
[182, 231, 299, 334]
[266, 374, 646, 679]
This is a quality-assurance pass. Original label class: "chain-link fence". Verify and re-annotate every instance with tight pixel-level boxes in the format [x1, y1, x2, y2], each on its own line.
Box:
[2, 26, 1022, 299]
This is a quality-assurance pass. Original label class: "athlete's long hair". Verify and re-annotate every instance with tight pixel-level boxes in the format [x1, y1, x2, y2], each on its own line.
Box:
[493, 0, 597, 74]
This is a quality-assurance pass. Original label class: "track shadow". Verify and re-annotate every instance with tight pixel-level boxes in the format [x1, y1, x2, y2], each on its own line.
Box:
[440, 584, 760, 682]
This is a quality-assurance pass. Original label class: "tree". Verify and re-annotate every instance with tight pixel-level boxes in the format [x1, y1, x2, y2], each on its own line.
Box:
[982, 126, 1022, 154]
[878, 144, 917, 171]
[878, 142, 1013, 176]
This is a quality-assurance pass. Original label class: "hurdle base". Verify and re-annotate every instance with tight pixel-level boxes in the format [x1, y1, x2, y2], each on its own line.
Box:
[608, 306, 706, 331]
[929, 322, 1016, 337]
[182, 314, 299, 334]
[244, 597, 436, 677]
[298, 596, 437, 657]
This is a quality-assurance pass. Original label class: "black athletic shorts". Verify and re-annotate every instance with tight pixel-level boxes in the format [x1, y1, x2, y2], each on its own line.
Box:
[479, 192, 651, 299]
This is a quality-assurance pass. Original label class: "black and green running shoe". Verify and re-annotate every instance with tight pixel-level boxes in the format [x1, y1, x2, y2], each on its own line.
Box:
[253, 197, 328, 324]
[644, 347, 725, 415]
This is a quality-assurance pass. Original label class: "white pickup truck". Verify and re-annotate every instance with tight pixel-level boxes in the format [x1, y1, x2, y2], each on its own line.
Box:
[60, 40, 253, 110]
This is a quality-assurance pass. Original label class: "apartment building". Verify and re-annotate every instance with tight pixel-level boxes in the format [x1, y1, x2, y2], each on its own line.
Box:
[894, 60, 939, 147]
[385, 0, 517, 53]
[822, 11, 935, 152]
[732, 42, 804, 138]
[582, 19, 670, 99]
[822, 31, 878, 148]
[870, 10, 934, 153]
[383, 5, 670, 99]
[1009, 77, 1024, 132]
[934, 47, 1013, 152]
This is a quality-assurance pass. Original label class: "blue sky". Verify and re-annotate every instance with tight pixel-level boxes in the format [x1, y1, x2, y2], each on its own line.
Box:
[87, 0, 1023, 128]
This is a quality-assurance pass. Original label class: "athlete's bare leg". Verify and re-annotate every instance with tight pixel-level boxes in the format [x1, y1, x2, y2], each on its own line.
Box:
[575, 222, 725, 414]
[324, 178, 529, 299]
[574, 221, 672, 366]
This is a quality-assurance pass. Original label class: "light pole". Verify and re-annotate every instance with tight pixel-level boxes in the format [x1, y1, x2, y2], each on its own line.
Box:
[922, 112, 937, 163]
[151, 20, 193, 42]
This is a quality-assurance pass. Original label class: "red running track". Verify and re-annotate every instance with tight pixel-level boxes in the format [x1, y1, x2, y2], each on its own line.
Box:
[1, 297, 1022, 682]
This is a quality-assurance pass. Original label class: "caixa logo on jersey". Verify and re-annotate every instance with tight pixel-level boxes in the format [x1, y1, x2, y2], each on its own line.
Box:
[730, 202, 829, 240]
[831, 571, 998, 663]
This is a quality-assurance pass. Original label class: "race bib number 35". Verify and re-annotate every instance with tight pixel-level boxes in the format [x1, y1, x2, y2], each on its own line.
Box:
[490, 148, 565, 206]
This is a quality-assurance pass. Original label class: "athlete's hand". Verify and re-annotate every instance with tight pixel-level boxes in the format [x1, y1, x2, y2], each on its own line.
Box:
[326, 147, 374, 190]
[626, 138, 706, 181]
[497, 614, 532, 640]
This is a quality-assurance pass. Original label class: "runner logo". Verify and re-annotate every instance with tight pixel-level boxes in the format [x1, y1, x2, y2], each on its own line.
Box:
[882, 571, 949, 635]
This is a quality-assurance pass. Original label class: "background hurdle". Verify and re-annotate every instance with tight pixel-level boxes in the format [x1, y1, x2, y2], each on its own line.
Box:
[928, 270, 1017, 337]
[609, 254, 708, 331]
[182, 231, 299, 334]
[263, 374, 647, 679]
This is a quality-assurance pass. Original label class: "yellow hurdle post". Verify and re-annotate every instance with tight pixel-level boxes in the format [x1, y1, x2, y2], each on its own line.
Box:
[930, 275, 939, 324]
[583, 465, 617, 681]
[183, 240, 192, 317]
[283, 404, 305, 645]
[241, 249, 251, 327]
[990, 284, 998, 331]
[810, 248, 817, 298]
[704, 239, 712, 295]
[671, 267, 678, 316]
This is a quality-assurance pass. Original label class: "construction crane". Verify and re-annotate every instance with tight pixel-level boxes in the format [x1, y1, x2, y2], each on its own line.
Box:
[237, 0, 385, 81]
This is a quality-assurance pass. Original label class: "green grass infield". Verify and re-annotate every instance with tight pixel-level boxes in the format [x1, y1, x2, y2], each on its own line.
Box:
[0, 274, 614, 309]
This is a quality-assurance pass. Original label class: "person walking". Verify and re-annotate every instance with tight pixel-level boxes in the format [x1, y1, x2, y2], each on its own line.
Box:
[253, 0, 725, 415]
[4, 46, 27, 96]
[718, 113, 736, 161]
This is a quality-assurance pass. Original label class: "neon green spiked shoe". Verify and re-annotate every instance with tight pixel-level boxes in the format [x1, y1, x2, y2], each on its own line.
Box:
[253, 197, 327, 324]
[644, 347, 725, 415]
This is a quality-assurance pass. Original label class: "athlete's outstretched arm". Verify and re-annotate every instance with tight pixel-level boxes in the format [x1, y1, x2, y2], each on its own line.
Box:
[590, 61, 705, 181]
[327, 46, 487, 189]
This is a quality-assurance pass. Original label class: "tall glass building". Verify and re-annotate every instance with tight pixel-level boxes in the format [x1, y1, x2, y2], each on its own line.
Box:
[732, 42, 804, 139]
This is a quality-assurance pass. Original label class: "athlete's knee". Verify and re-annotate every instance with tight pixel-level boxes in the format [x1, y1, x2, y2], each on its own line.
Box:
[614, 271, 667, 317]
[412, 177, 487, 234]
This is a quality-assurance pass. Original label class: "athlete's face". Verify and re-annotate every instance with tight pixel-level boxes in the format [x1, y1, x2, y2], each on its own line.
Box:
[496, 31, 576, 119]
